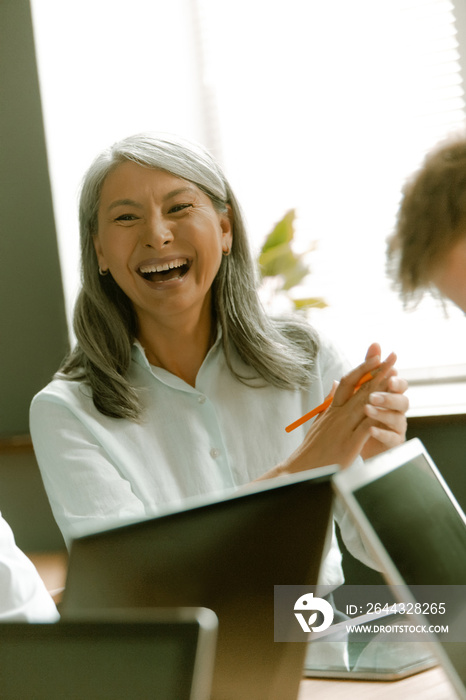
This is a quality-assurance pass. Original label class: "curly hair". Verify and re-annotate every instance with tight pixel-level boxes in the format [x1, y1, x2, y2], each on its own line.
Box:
[387, 134, 466, 306]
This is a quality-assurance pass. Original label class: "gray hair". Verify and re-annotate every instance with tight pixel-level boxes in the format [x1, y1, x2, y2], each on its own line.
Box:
[61, 133, 319, 419]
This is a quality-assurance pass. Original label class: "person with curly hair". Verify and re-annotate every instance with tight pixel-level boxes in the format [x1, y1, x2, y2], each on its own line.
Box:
[388, 134, 466, 312]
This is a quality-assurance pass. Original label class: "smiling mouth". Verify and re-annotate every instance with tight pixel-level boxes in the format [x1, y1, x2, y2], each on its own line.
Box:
[137, 258, 191, 283]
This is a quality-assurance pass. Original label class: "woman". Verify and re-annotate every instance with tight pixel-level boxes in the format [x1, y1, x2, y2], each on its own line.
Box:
[30, 133, 408, 587]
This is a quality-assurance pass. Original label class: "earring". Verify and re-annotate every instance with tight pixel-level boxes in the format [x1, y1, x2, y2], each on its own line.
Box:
[222, 247, 231, 257]
[98, 266, 109, 276]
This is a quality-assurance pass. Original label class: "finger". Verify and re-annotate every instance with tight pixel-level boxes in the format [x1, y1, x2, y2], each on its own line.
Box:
[313, 381, 339, 422]
[365, 342, 381, 361]
[364, 404, 408, 435]
[369, 371, 405, 397]
[360, 353, 398, 394]
[373, 352, 397, 380]
[338, 352, 398, 410]
[369, 391, 409, 414]
[368, 425, 406, 449]
[333, 354, 381, 407]
[328, 380, 338, 400]
[387, 375, 408, 394]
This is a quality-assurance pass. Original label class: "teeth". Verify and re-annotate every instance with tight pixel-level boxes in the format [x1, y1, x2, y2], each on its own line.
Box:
[139, 258, 188, 274]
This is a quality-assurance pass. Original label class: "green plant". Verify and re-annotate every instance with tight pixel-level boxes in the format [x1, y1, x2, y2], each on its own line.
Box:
[258, 209, 327, 312]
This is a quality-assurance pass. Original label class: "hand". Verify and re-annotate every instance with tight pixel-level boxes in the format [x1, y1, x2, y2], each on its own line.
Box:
[278, 349, 400, 474]
[360, 343, 409, 459]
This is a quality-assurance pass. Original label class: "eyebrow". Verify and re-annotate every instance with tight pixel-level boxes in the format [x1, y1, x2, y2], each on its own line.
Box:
[163, 186, 198, 200]
[107, 199, 144, 213]
[106, 187, 198, 213]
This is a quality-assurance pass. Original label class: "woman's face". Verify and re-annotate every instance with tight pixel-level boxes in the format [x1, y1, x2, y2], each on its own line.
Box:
[94, 161, 232, 329]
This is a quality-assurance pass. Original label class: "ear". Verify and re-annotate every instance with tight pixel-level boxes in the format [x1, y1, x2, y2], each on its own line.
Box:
[93, 234, 108, 272]
[220, 204, 233, 254]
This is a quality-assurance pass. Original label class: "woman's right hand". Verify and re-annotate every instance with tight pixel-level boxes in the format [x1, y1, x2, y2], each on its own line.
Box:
[272, 350, 399, 476]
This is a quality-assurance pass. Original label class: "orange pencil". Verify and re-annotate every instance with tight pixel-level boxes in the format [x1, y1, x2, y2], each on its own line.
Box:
[285, 371, 374, 433]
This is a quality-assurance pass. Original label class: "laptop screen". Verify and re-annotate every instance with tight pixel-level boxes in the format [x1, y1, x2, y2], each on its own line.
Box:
[334, 439, 466, 697]
[62, 468, 336, 700]
[353, 452, 466, 586]
[0, 611, 216, 700]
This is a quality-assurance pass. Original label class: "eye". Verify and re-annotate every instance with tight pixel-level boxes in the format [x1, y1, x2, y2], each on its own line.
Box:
[169, 203, 193, 214]
[115, 213, 139, 222]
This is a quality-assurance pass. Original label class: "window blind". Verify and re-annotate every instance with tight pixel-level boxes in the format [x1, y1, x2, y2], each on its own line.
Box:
[196, 0, 466, 386]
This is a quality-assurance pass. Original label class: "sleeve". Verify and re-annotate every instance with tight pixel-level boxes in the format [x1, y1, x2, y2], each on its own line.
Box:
[0, 512, 59, 622]
[30, 397, 146, 549]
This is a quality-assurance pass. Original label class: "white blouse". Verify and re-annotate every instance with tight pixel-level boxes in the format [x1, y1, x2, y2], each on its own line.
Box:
[30, 332, 375, 588]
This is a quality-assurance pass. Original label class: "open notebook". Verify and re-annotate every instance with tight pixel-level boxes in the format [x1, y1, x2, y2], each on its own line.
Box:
[330, 438, 466, 698]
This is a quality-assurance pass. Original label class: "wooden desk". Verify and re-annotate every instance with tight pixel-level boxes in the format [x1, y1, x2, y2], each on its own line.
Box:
[298, 666, 457, 699]
[28, 551, 68, 603]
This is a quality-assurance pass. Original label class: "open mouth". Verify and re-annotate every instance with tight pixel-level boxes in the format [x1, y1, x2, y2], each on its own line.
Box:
[137, 257, 191, 283]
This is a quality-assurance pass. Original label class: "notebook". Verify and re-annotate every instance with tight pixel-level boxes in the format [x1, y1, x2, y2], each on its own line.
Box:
[332, 438, 466, 698]
[0, 607, 217, 700]
[61, 467, 337, 700]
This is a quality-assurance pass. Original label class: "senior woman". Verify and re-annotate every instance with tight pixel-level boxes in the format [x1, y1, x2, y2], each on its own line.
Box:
[30, 133, 408, 587]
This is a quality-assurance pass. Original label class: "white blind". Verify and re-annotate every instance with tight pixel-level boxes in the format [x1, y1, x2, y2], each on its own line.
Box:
[197, 0, 466, 384]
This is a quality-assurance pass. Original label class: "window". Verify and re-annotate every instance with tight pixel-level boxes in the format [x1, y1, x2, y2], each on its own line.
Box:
[30, 0, 209, 324]
[197, 0, 466, 384]
[32, 0, 466, 413]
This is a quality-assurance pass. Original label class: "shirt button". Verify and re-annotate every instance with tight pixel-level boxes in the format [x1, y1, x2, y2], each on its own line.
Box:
[210, 448, 221, 459]
[198, 395, 206, 404]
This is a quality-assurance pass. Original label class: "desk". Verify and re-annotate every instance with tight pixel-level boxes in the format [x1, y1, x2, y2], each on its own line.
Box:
[28, 551, 68, 603]
[298, 666, 457, 699]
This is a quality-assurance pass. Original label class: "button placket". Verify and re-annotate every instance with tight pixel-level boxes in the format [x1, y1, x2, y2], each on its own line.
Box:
[194, 390, 232, 484]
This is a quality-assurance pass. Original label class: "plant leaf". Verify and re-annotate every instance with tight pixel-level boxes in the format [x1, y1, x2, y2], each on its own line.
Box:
[281, 260, 309, 290]
[292, 297, 328, 310]
[258, 208, 327, 312]
[260, 209, 296, 254]
[258, 243, 296, 278]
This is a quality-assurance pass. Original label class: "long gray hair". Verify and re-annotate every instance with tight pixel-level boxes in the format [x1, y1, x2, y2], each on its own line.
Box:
[60, 133, 319, 419]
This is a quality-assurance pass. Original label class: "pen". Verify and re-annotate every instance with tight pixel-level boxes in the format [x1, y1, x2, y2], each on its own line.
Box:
[285, 371, 374, 433]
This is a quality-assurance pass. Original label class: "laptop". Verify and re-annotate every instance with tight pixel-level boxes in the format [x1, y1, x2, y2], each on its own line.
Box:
[331, 438, 466, 698]
[0, 607, 217, 700]
[61, 467, 337, 700]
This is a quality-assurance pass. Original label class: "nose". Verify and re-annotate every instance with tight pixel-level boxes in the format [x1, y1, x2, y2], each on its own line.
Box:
[141, 214, 174, 249]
